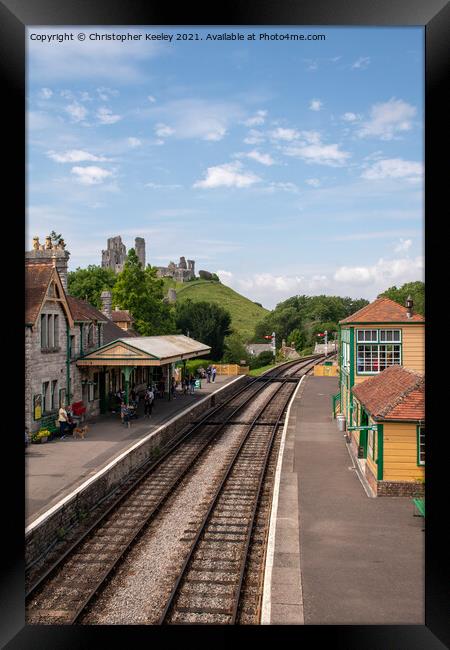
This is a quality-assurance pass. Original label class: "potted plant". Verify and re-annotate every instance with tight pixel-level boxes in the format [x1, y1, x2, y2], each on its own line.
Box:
[31, 428, 51, 444]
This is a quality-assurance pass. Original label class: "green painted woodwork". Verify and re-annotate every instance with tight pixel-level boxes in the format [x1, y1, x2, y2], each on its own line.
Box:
[121, 366, 135, 404]
[377, 424, 384, 480]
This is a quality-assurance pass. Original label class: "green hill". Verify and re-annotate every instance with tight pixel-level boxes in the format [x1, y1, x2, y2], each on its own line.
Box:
[163, 278, 269, 340]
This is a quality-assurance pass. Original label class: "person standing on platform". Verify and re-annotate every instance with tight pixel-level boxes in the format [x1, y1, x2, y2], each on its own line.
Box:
[211, 365, 217, 383]
[144, 387, 154, 418]
[58, 405, 70, 439]
[189, 374, 196, 395]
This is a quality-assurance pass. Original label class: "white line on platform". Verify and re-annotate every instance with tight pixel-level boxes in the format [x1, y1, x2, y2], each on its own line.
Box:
[260, 373, 306, 625]
[25, 376, 244, 535]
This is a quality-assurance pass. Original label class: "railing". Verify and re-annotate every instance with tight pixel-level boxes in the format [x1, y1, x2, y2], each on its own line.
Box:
[331, 392, 341, 418]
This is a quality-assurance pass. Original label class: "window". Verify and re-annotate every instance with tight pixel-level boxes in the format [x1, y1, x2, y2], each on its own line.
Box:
[93, 372, 99, 399]
[51, 380, 58, 410]
[41, 314, 48, 348]
[357, 329, 378, 342]
[42, 381, 50, 413]
[88, 382, 95, 402]
[70, 335, 76, 358]
[88, 324, 94, 347]
[379, 344, 401, 371]
[342, 342, 350, 372]
[49, 315, 54, 347]
[379, 329, 401, 342]
[367, 427, 376, 460]
[418, 426, 425, 465]
[356, 328, 402, 374]
[54, 315, 59, 347]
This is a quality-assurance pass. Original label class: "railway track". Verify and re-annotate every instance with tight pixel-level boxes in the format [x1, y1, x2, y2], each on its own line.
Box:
[26, 355, 323, 625]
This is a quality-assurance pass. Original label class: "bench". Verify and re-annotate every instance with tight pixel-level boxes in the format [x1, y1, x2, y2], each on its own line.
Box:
[412, 497, 425, 517]
[38, 414, 59, 435]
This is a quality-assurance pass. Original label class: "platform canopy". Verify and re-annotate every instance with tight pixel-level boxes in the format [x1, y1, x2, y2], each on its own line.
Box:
[76, 334, 211, 367]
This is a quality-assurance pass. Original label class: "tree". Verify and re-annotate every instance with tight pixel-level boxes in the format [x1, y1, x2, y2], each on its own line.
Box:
[288, 328, 305, 352]
[175, 300, 232, 359]
[378, 281, 424, 315]
[223, 332, 249, 364]
[67, 265, 117, 309]
[112, 249, 176, 335]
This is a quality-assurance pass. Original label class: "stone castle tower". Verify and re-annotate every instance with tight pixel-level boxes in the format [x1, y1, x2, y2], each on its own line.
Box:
[134, 237, 146, 268]
[102, 236, 146, 273]
[102, 236, 126, 273]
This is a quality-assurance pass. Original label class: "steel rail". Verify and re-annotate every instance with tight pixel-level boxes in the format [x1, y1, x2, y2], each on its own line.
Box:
[158, 356, 321, 624]
[26, 355, 320, 624]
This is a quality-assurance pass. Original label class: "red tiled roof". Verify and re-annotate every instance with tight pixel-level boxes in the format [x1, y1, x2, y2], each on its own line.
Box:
[25, 260, 54, 324]
[67, 295, 108, 323]
[352, 365, 425, 421]
[112, 310, 133, 322]
[103, 319, 135, 344]
[339, 296, 425, 324]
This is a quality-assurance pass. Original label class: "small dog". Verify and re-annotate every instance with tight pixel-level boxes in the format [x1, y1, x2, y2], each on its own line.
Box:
[73, 425, 88, 440]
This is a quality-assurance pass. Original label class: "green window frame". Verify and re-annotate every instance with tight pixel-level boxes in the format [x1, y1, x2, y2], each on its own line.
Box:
[356, 329, 402, 375]
[417, 425, 425, 465]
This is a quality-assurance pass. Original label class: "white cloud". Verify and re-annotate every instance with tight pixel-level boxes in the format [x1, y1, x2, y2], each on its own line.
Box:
[245, 150, 275, 166]
[71, 165, 114, 185]
[358, 98, 417, 140]
[127, 137, 142, 147]
[193, 161, 261, 189]
[351, 57, 371, 69]
[334, 255, 423, 287]
[148, 98, 242, 142]
[97, 87, 119, 101]
[361, 158, 423, 182]
[341, 112, 361, 122]
[97, 107, 122, 125]
[243, 110, 267, 126]
[269, 127, 300, 141]
[39, 87, 53, 99]
[47, 149, 109, 163]
[284, 136, 350, 167]
[65, 102, 88, 122]
[145, 182, 183, 190]
[305, 178, 321, 187]
[394, 238, 413, 253]
[148, 95, 156, 103]
[154, 123, 175, 137]
[309, 99, 323, 111]
[244, 129, 265, 145]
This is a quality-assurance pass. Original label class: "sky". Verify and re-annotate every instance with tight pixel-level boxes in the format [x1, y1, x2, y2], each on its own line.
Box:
[27, 26, 424, 309]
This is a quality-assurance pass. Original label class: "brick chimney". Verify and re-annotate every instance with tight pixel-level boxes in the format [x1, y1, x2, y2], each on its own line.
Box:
[405, 295, 414, 319]
[100, 290, 112, 319]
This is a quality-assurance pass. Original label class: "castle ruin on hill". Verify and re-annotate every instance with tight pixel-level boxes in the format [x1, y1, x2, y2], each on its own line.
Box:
[101, 236, 196, 282]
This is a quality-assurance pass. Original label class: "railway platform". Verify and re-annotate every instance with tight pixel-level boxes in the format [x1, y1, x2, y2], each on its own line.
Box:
[25, 375, 237, 528]
[263, 374, 424, 625]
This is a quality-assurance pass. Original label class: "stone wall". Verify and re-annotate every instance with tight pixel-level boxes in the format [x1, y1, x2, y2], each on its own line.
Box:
[25, 375, 250, 568]
[25, 300, 70, 434]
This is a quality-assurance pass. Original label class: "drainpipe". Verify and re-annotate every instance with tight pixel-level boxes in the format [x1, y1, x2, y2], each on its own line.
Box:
[66, 323, 71, 404]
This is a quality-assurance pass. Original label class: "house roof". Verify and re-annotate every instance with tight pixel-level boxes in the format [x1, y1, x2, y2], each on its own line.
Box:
[66, 295, 108, 323]
[339, 296, 425, 324]
[112, 310, 133, 322]
[25, 260, 74, 327]
[102, 319, 135, 344]
[352, 365, 425, 421]
[25, 260, 54, 324]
